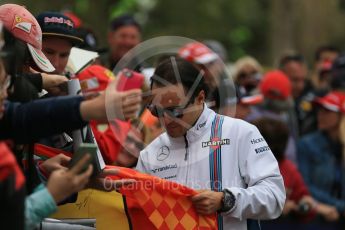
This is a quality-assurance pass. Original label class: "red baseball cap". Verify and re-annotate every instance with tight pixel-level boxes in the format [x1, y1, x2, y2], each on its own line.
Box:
[76, 65, 115, 93]
[259, 70, 291, 100]
[178, 42, 218, 65]
[0, 4, 55, 72]
[314, 91, 345, 113]
[63, 11, 82, 28]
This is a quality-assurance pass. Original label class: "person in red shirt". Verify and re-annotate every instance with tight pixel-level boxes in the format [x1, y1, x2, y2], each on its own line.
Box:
[77, 65, 125, 164]
[77, 65, 147, 166]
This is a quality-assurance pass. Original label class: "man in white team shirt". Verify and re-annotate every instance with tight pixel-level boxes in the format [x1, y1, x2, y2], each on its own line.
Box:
[136, 57, 285, 230]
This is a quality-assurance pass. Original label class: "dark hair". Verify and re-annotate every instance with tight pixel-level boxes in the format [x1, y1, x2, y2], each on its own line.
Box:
[279, 54, 305, 69]
[151, 57, 207, 102]
[110, 14, 141, 32]
[315, 45, 340, 62]
[2, 29, 30, 78]
[252, 118, 289, 162]
[330, 53, 345, 90]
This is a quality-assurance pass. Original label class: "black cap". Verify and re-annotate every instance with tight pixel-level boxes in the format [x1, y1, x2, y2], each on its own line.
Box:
[331, 53, 345, 90]
[36, 12, 83, 45]
[75, 27, 106, 53]
[110, 14, 141, 32]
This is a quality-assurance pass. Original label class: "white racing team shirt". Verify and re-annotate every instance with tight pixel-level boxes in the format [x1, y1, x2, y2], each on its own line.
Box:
[136, 105, 286, 230]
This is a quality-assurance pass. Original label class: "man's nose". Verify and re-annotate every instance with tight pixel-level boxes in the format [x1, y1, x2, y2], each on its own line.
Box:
[163, 112, 174, 124]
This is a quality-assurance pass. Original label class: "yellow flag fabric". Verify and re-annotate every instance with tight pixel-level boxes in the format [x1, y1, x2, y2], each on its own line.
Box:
[51, 189, 130, 230]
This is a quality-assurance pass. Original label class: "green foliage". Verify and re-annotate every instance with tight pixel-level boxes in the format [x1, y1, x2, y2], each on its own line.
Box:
[75, 0, 89, 15]
[9, 0, 345, 66]
[110, 0, 138, 19]
[228, 26, 252, 60]
[143, 0, 269, 62]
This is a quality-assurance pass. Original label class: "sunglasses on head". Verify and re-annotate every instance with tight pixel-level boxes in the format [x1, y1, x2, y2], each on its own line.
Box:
[147, 97, 193, 119]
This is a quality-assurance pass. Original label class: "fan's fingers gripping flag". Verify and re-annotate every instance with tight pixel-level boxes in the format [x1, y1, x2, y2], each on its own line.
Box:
[34, 144, 217, 230]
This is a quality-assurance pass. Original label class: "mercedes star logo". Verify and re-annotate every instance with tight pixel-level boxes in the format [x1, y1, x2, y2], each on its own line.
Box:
[157, 146, 170, 161]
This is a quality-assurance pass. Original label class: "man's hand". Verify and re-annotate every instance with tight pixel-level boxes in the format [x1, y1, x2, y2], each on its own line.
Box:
[41, 73, 68, 90]
[105, 78, 142, 120]
[191, 190, 223, 215]
[282, 200, 298, 215]
[299, 196, 317, 207]
[40, 153, 71, 176]
[87, 168, 136, 191]
[316, 203, 340, 222]
[47, 154, 93, 204]
[30, 68, 69, 95]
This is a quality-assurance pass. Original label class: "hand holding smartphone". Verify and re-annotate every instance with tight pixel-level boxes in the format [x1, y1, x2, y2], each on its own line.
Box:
[69, 143, 103, 177]
[116, 68, 144, 92]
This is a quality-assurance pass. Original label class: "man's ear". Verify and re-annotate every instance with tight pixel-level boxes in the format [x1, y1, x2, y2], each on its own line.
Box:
[196, 90, 205, 105]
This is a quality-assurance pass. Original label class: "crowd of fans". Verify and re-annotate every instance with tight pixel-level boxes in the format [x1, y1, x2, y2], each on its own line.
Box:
[0, 2, 344, 230]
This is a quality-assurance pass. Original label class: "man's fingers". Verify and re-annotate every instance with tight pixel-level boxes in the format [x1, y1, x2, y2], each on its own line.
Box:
[194, 200, 211, 208]
[55, 165, 68, 171]
[99, 168, 119, 177]
[123, 94, 142, 107]
[194, 204, 211, 214]
[123, 105, 141, 115]
[69, 154, 91, 175]
[124, 111, 139, 120]
[124, 89, 142, 97]
[76, 165, 93, 185]
[123, 100, 141, 111]
[122, 103, 141, 119]
[58, 154, 72, 166]
[191, 193, 208, 202]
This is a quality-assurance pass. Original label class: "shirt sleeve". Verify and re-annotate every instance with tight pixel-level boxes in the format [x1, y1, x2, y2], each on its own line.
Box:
[222, 122, 286, 220]
[90, 121, 121, 164]
[25, 184, 57, 230]
[0, 96, 88, 144]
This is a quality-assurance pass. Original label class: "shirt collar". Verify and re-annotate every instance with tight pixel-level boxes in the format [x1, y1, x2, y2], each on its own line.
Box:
[185, 104, 216, 142]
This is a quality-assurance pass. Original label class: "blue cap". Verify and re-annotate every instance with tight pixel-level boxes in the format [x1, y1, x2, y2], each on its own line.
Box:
[36, 12, 83, 45]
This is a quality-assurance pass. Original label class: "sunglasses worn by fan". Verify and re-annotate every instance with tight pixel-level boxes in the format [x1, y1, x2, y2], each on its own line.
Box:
[238, 71, 258, 79]
[147, 96, 194, 119]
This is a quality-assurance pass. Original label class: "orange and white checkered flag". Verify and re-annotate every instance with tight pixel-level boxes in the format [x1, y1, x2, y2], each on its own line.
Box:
[106, 166, 217, 230]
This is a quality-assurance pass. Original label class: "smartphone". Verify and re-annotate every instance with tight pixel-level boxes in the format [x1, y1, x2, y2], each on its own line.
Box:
[116, 68, 144, 91]
[69, 143, 99, 176]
